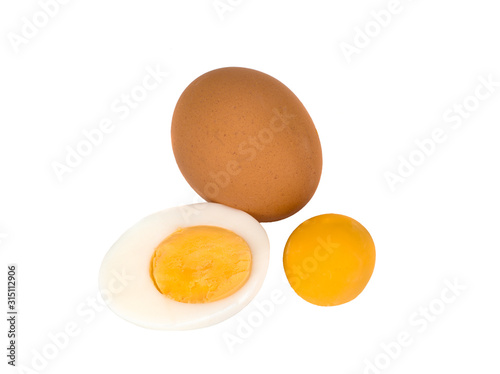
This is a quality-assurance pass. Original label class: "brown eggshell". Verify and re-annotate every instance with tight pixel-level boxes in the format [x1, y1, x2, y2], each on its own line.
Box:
[171, 67, 322, 222]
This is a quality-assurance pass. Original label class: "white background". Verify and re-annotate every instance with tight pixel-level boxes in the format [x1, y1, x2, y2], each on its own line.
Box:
[1, 0, 500, 373]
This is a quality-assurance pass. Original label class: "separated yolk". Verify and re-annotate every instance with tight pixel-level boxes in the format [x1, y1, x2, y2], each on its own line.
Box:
[283, 214, 375, 306]
[151, 226, 252, 303]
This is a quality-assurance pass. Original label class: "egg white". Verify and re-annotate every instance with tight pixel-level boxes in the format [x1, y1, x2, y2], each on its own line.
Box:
[98, 202, 270, 330]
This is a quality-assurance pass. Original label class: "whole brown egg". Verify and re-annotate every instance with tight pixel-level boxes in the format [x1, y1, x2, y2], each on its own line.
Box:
[171, 67, 322, 222]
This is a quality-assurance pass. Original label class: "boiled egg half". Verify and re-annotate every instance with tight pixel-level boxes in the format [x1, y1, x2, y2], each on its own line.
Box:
[98, 203, 270, 330]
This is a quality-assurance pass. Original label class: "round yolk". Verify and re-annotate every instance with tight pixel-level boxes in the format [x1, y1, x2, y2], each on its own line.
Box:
[283, 214, 375, 306]
[151, 225, 252, 303]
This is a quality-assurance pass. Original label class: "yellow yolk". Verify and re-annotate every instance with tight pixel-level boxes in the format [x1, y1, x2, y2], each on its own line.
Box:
[151, 225, 252, 303]
[283, 214, 375, 306]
